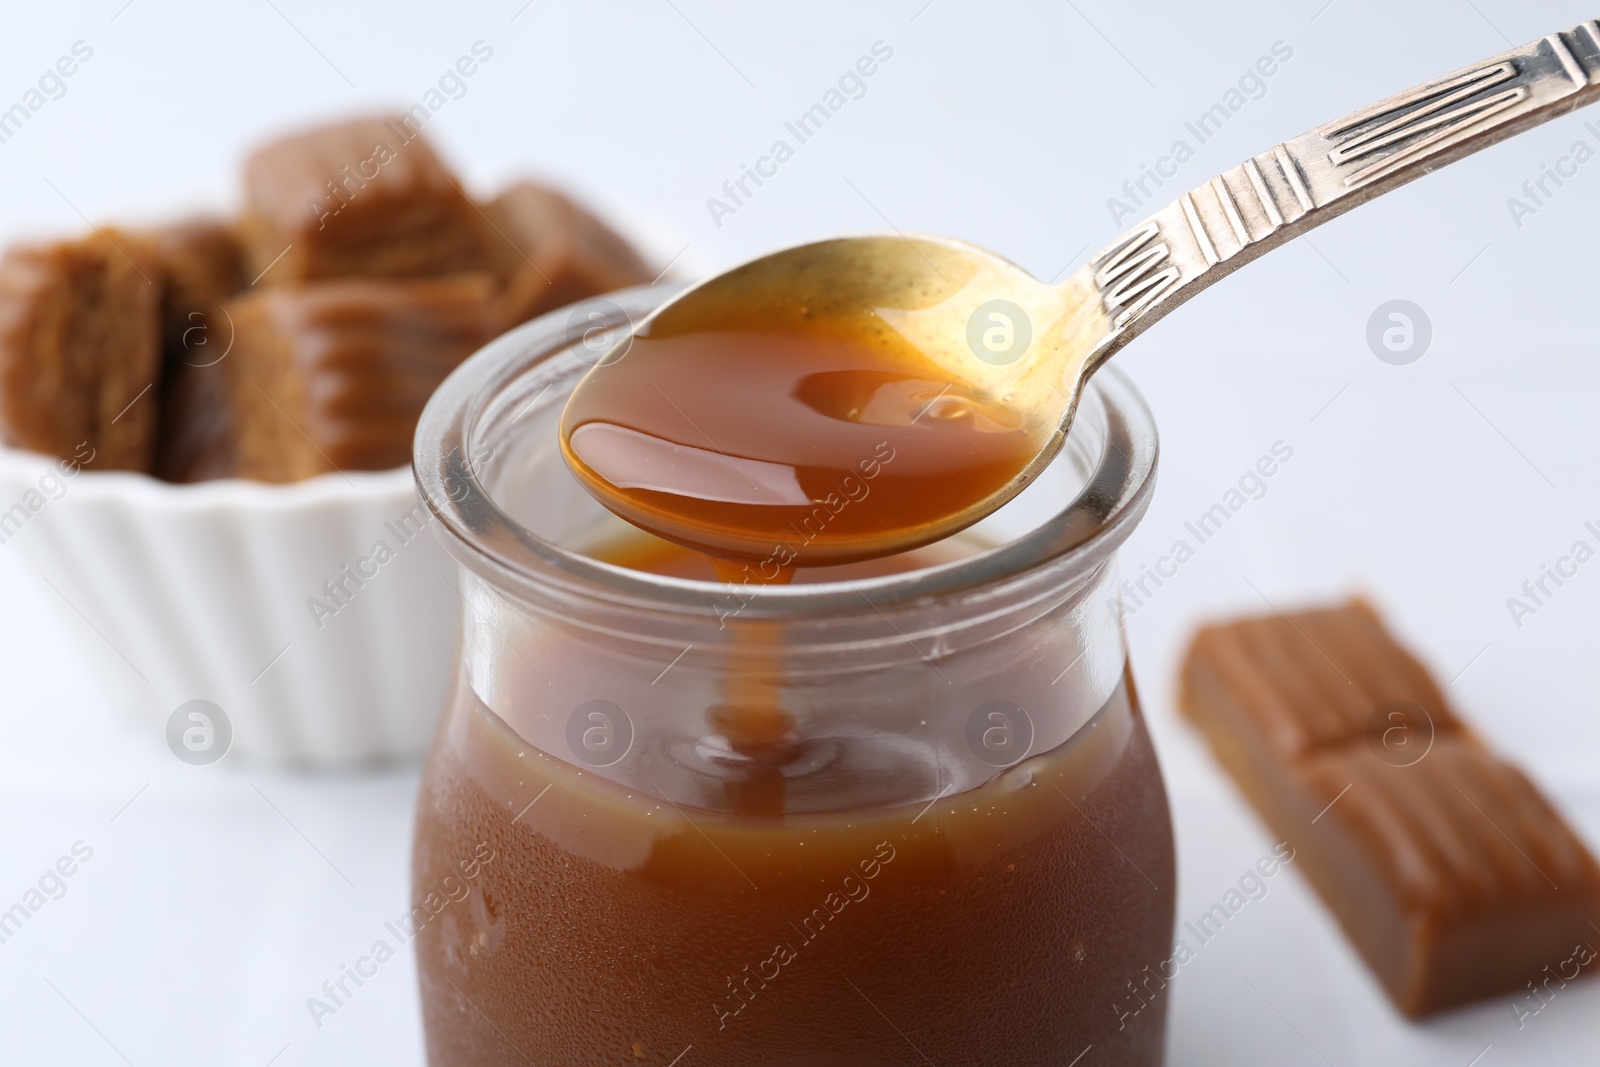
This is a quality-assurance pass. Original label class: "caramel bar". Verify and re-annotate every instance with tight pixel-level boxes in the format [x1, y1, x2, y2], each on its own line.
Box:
[220, 275, 499, 482]
[0, 230, 160, 470]
[1179, 600, 1600, 1016]
[146, 219, 246, 482]
[485, 181, 653, 325]
[241, 115, 492, 284]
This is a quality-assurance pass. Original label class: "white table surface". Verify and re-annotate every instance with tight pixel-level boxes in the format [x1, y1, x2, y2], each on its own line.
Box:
[2, 1, 1599, 1064]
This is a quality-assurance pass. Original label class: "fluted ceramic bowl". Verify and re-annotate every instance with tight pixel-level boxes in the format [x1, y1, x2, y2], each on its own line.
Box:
[0, 206, 695, 765]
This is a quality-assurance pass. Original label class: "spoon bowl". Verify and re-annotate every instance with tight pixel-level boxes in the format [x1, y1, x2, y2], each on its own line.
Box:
[560, 232, 1099, 564]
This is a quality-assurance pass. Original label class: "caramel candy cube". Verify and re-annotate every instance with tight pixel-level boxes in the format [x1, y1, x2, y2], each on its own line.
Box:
[156, 358, 233, 483]
[220, 275, 499, 482]
[485, 181, 653, 325]
[0, 230, 160, 471]
[1179, 600, 1600, 1017]
[1183, 600, 1466, 760]
[148, 217, 245, 359]
[146, 219, 246, 482]
[1293, 738, 1600, 1014]
[241, 116, 492, 284]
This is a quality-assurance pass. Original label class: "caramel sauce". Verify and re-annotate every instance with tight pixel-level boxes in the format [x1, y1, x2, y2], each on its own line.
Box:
[580, 523, 989, 583]
[413, 531, 1176, 1065]
[559, 293, 1043, 566]
[559, 294, 1052, 809]
[581, 528, 995, 816]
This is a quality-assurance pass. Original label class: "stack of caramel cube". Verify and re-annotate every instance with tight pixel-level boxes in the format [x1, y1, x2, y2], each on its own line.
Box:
[0, 115, 654, 482]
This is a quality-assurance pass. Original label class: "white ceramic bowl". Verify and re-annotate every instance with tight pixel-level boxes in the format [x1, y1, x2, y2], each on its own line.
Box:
[0, 201, 697, 766]
[0, 453, 455, 765]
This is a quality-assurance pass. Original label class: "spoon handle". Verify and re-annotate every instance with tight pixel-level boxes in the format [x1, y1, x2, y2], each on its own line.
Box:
[1076, 21, 1600, 363]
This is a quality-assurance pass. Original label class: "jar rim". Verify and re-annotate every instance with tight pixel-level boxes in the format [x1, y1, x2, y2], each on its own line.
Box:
[414, 284, 1159, 620]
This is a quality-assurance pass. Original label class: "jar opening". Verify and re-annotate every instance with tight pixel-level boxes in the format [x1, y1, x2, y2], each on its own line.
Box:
[414, 284, 1159, 621]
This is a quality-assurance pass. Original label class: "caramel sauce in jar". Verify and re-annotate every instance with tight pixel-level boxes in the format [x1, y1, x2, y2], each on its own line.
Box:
[413, 288, 1175, 1065]
[413, 533, 1175, 1066]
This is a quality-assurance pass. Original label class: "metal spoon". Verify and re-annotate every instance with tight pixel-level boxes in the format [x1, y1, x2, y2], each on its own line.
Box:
[563, 22, 1600, 565]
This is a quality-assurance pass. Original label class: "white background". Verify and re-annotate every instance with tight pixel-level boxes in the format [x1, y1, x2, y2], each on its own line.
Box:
[1, 1, 1598, 1064]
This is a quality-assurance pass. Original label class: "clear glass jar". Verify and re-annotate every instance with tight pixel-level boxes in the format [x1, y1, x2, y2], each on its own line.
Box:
[411, 286, 1175, 1066]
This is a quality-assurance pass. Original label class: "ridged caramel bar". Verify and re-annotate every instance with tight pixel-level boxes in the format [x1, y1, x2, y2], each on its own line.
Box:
[0, 230, 160, 471]
[1179, 600, 1600, 1017]
[146, 219, 245, 482]
[241, 115, 492, 284]
[485, 182, 653, 326]
[220, 275, 499, 482]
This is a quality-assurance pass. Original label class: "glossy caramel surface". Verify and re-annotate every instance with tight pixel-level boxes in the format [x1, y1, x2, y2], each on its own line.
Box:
[560, 252, 1046, 565]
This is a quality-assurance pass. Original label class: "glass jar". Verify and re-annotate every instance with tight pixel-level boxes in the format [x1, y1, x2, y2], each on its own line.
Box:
[411, 286, 1175, 1067]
